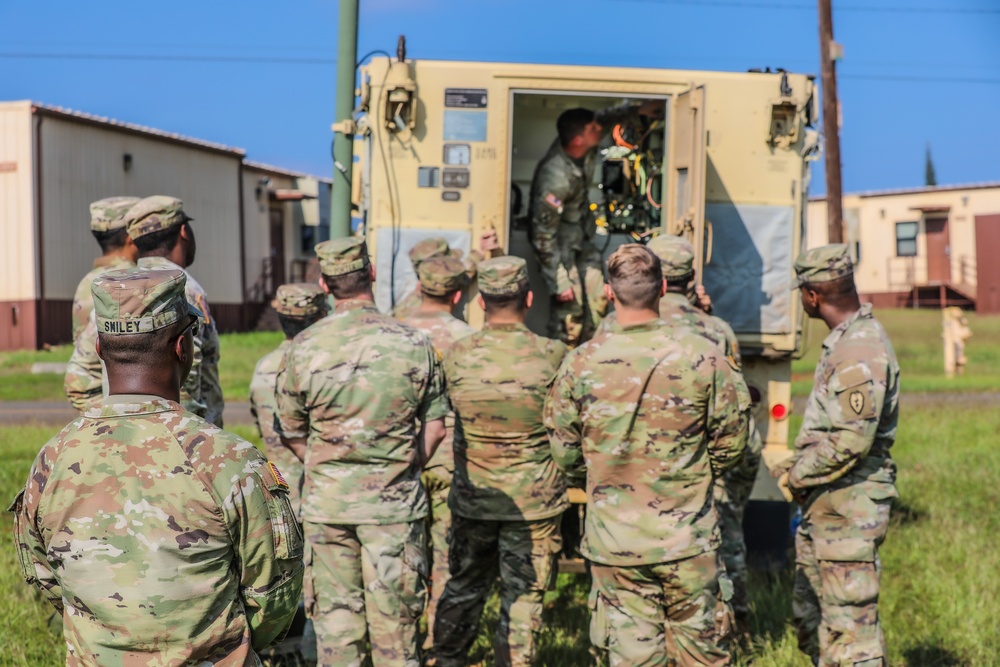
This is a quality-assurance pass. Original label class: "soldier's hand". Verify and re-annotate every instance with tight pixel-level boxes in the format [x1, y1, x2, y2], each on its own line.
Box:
[480, 229, 501, 255]
[555, 288, 575, 303]
[695, 284, 713, 314]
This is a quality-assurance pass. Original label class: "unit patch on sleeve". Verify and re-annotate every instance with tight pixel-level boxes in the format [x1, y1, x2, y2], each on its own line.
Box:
[849, 390, 865, 415]
[268, 461, 289, 490]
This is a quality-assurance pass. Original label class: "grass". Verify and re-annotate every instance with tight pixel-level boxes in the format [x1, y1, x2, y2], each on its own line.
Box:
[2, 406, 998, 665]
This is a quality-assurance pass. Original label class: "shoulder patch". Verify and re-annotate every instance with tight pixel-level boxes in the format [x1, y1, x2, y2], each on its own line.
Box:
[849, 390, 865, 415]
[193, 292, 212, 326]
[543, 192, 564, 213]
[268, 461, 289, 490]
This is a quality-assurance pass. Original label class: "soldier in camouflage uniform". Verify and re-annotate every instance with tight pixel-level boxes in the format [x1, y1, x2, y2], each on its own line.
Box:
[250, 282, 330, 520]
[647, 234, 764, 631]
[431, 256, 568, 667]
[392, 237, 452, 319]
[12, 267, 303, 665]
[771, 245, 899, 667]
[64, 196, 225, 426]
[397, 256, 476, 650]
[275, 237, 449, 667]
[527, 101, 662, 346]
[71, 196, 139, 341]
[545, 244, 749, 667]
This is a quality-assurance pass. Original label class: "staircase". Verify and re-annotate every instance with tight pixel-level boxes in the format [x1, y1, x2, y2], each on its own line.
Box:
[244, 257, 278, 331]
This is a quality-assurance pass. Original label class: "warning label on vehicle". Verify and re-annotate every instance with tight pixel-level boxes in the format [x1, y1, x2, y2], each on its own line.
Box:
[445, 88, 488, 109]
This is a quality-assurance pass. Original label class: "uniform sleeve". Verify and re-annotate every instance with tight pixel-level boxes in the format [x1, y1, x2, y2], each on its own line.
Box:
[529, 165, 573, 294]
[225, 455, 304, 651]
[180, 315, 209, 420]
[71, 278, 91, 342]
[705, 353, 750, 476]
[199, 326, 225, 427]
[544, 362, 586, 480]
[10, 447, 64, 612]
[64, 320, 104, 412]
[249, 363, 264, 439]
[417, 340, 449, 423]
[274, 342, 309, 440]
[788, 354, 886, 490]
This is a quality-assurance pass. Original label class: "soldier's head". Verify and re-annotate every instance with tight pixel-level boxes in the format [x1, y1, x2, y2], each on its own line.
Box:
[408, 238, 450, 271]
[93, 267, 202, 397]
[604, 244, 665, 312]
[476, 256, 532, 321]
[316, 237, 375, 300]
[272, 282, 329, 339]
[646, 234, 696, 293]
[126, 196, 197, 268]
[418, 256, 469, 309]
[558, 108, 602, 153]
[90, 197, 140, 261]
[794, 244, 860, 320]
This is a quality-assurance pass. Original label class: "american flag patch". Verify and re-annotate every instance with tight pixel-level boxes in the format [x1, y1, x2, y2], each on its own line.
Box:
[268, 462, 289, 490]
[543, 192, 563, 211]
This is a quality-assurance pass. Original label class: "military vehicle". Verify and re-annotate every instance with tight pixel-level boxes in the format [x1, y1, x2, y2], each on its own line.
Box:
[346, 46, 819, 545]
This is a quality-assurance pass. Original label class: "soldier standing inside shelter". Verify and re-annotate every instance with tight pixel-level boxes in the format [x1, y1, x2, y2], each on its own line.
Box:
[275, 237, 448, 667]
[13, 267, 302, 665]
[432, 256, 568, 667]
[527, 100, 662, 346]
[545, 244, 749, 667]
[397, 256, 476, 651]
[250, 282, 330, 521]
[772, 244, 899, 667]
[393, 237, 453, 319]
[70, 196, 139, 341]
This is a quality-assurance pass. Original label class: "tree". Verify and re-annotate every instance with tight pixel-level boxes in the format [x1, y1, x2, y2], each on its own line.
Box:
[925, 144, 938, 187]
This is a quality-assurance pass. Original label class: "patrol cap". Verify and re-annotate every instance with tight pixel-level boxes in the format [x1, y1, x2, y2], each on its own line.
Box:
[272, 282, 329, 317]
[126, 196, 193, 240]
[92, 267, 201, 336]
[646, 234, 695, 279]
[478, 256, 529, 296]
[316, 237, 370, 277]
[408, 238, 450, 269]
[89, 196, 140, 232]
[794, 244, 854, 287]
[418, 256, 469, 296]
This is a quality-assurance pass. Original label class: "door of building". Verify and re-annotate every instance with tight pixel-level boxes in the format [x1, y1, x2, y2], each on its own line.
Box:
[924, 217, 950, 283]
[269, 206, 286, 288]
[975, 214, 1000, 314]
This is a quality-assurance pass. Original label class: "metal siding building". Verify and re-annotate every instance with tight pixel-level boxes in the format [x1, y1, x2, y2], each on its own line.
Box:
[0, 101, 330, 350]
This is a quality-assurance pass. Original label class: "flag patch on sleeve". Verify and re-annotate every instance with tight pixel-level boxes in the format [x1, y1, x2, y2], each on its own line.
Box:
[268, 462, 289, 490]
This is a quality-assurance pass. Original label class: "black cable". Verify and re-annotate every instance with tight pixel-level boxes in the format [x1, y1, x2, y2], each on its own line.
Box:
[356, 50, 391, 69]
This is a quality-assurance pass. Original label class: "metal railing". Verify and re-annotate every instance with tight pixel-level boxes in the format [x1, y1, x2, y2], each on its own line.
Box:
[245, 257, 274, 304]
[886, 255, 924, 293]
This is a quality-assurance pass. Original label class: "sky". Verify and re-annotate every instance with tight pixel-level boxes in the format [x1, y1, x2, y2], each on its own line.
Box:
[1, 0, 998, 196]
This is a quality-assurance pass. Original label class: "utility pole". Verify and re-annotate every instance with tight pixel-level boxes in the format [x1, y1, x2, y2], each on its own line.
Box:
[330, 0, 359, 239]
[818, 0, 844, 244]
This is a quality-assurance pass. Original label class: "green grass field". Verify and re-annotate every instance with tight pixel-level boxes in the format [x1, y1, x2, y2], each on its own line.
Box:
[2, 406, 998, 665]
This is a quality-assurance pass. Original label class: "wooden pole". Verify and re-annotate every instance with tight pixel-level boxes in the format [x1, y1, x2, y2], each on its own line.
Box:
[819, 0, 844, 244]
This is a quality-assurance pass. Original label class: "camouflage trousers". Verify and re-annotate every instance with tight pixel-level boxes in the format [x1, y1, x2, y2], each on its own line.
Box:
[793, 485, 892, 667]
[433, 514, 562, 667]
[303, 520, 428, 667]
[549, 237, 608, 347]
[589, 550, 733, 667]
[423, 471, 453, 650]
[715, 425, 763, 624]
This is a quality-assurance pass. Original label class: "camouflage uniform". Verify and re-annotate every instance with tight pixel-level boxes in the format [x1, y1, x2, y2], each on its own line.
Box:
[527, 104, 640, 346]
[781, 245, 899, 667]
[648, 234, 764, 626]
[275, 237, 449, 667]
[398, 256, 476, 650]
[433, 257, 569, 667]
[70, 197, 140, 341]
[250, 283, 330, 520]
[64, 196, 226, 425]
[545, 307, 750, 666]
[393, 238, 482, 320]
[12, 267, 302, 665]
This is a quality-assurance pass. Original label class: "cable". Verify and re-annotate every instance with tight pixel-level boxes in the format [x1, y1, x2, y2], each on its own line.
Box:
[356, 50, 391, 69]
[625, 0, 1000, 13]
[0, 51, 336, 64]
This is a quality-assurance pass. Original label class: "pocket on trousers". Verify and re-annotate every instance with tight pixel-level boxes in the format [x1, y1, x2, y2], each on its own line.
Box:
[818, 560, 879, 607]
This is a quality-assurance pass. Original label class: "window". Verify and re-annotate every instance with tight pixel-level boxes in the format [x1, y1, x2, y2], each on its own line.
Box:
[896, 221, 918, 257]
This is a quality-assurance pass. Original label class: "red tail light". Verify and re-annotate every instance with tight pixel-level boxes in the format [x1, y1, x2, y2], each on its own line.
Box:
[770, 403, 789, 421]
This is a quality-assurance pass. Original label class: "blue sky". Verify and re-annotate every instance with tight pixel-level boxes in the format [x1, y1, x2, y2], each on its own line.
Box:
[1, 0, 997, 195]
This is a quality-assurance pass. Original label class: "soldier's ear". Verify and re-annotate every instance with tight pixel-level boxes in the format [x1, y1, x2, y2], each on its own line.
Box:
[477, 294, 485, 311]
[95, 337, 104, 361]
[526, 290, 534, 309]
[451, 290, 462, 306]
[660, 278, 667, 297]
[604, 283, 615, 304]
[369, 264, 377, 282]
[319, 276, 331, 295]
[174, 334, 188, 364]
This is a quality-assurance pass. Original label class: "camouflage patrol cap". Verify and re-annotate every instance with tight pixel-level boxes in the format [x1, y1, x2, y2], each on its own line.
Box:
[418, 256, 469, 296]
[89, 196, 141, 232]
[316, 236, 370, 277]
[125, 196, 193, 239]
[478, 256, 529, 296]
[794, 243, 854, 286]
[92, 267, 201, 336]
[647, 234, 695, 279]
[409, 238, 450, 269]
[272, 282, 329, 317]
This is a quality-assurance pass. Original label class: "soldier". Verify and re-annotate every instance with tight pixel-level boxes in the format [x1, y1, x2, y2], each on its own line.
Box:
[397, 256, 476, 651]
[647, 234, 763, 631]
[275, 236, 448, 667]
[772, 244, 899, 667]
[12, 267, 303, 664]
[545, 244, 749, 667]
[71, 196, 139, 341]
[250, 282, 330, 520]
[64, 196, 225, 426]
[432, 256, 569, 667]
[527, 101, 662, 346]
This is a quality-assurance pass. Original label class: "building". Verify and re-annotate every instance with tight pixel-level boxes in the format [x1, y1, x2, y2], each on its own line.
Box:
[807, 182, 1000, 314]
[0, 101, 330, 350]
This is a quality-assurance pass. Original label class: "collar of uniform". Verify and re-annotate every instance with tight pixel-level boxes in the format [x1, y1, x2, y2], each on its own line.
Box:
[659, 292, 690, 311]
[552, 139, 585, 176]
[137, 256, 183, 272]
[821, 303, 874, 350]
[84, 394, 181, 419]
[94, 255, 133, 270]
[613, 317, 665, 334]
[406, 310, 456, 321]
[483, 321, 528, 332]
[334, 298, 378, 314]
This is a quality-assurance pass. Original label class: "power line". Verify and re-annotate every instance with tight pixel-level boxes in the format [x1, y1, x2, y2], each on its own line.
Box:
[842, 73, 1000, 84]
[626, 0, 1000, 13]
[0, 52, 335, 65]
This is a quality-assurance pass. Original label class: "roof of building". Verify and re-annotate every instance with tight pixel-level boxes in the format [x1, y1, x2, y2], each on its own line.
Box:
[244, 159, 332, 184]
[810, 181, 1000, 202]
